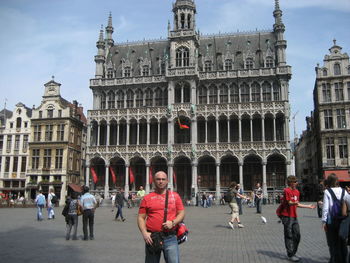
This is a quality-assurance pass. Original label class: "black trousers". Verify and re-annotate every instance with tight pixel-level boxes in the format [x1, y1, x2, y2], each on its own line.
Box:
[281, 216, 300, 257]
[326, 224, 347, 263]
[236, 198, 243, 215]
[83, 209, 95, 239]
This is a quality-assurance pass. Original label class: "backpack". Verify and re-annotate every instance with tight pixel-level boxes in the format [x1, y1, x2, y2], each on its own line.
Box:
[50, 194, 58, 205]
[327, 188, 345, 226]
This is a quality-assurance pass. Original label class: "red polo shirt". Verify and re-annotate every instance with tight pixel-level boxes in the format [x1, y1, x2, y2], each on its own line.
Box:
[139, 191, 184, 232]
[278, 187, 300, 218]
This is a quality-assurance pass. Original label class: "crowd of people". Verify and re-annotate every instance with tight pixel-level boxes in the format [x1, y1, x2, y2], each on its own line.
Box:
[29, 172, 350, 263]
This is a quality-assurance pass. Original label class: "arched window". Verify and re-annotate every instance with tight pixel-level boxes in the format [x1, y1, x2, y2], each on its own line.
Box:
[126, 90, 134, 108]
[183, 83, 191, 103]
[265, 57, 274, 68]
[176, 47, 189, 67]
[204, 61, 212, 72]
[180, 13, 185, 29]
[262, 82, 272, 101]
[198, 86, 207, 104]
[273, 83, 281, 101]
[187, 14, 191, 29]
[107, 91, 115, 109]
[107, 69, 114, 79]
[323, 69, 328, 76]
[334, 63, 341, 75]
[124, 67, 131, 77]
[136, 89, 143, 107]
[175, 85, 182, 103]
[220, 84, 228, 103]
[230, 84, 239, 103]
[16, 117, 22, 128]
[240, 83, 250, 102]
[142, 65, 150, 76]
[117, 90, 124, 109]
[163, 88, 168, 106]
[224, 59, 233, 70]
[245, 58, 254, 69]
[100, 93, 106, 109]
[155, 88, 163, 106]
[209, 85, 218, 104]
[145, 89, 153, 106]
[251, 82, 261, 102]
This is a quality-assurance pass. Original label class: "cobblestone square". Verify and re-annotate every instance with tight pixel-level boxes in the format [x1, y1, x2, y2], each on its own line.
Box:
[0, 204, 328, 263]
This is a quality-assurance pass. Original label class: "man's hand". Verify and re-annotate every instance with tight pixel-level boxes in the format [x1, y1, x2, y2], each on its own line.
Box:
[162, 220, 174, 230]
[143, 231, 153, 245]
[309, 204, 316, 209]
[323, 223, 327, 232]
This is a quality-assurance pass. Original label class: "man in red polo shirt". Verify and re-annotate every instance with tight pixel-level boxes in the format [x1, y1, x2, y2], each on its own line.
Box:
[277, 176, 315, 262]
[138, 171, 185, 263]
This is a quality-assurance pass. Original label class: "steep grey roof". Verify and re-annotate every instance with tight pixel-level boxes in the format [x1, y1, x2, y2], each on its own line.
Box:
[106, 30, 276, 77]
[0, 108, 13, 126]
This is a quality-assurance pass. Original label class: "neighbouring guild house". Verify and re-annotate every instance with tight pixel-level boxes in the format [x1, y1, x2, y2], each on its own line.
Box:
[25, 79, 87, 205]
[86, 0, 292, 202]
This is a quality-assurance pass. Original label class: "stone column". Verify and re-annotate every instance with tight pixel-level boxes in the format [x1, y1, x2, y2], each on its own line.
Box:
[227, 118, 231, 142]
[239, 161, 244, 190]
[273, 116, 276, 142]
[106, 123, 110, 146]
[181, 86, 184, 103]
[216, 119, 219, 143]
[262, 161, 267, 197]
[285, 117, 290, 142]
[147, 121, 150, 145]
[146, 163, 150, 194]
[168, 163, 174, 190]
[191, 81, 196, 104]
[215, 162, 221, 203]
[126, 121, 130, 145]
[262, 117, 265, 142]
[85, 164, 90, 187]
[205, 120, 208, 143]
[105, 165, 109, 198]
[168, 119, 174, 146]
[125, 164, 129, 195]
[286, 161, 291, 177]
[97, 124, 100, 146]
[191, 162, 198, 203]
[238, 117, 242, 142]
[250, 117, 253, 141]
[117, 122, 120, 145]
[158, 122, 161, 145]
[87, 124, 91, 147]
[137, 121, 140, 145]
[191, 118, 197, 144]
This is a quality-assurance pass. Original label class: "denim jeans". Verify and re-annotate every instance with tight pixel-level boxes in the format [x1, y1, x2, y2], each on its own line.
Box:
[115, 204, 124, 219]
[281, 216, 301, 257]
[83, 209, 94, 239]
[66, 215, 78, 240]
[48, 206, 55, 219]
[145, 235, 179, 263]
[255, 198, 262, 213]
[236, 198, 243, 215]
[37, 205, 44, 220]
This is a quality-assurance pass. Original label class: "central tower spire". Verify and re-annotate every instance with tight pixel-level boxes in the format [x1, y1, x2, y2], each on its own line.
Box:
[172, 0, 196, 32]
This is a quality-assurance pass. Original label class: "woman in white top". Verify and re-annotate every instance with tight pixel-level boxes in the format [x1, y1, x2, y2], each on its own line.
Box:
[322, 174, 348, 263]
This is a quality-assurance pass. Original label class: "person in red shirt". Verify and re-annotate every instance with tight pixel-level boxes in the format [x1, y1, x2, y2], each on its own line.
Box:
[138, 171, 185, 263]
[277, 176, 315, 262]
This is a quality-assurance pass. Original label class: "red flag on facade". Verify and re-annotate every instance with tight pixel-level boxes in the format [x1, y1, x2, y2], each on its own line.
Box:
[90, 167, 98, 184]
[109, 166, 117, 184]
[149, 166, 153, 184]
[129, 167, 135, 184]
[173, 169, 177, 185]
[177, 109, 189, 129]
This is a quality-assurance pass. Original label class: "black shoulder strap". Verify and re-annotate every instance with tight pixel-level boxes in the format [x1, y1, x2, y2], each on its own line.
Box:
[163, 189, 169, 224]
[328, 188, 345, 203]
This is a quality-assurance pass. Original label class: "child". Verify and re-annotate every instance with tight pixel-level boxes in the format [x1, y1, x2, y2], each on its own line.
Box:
[276, 176, 315, 262]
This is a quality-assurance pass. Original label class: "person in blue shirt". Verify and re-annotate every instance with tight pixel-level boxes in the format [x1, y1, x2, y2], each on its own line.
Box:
[80, 186, 97, 240]
[35, 190, 46, 221]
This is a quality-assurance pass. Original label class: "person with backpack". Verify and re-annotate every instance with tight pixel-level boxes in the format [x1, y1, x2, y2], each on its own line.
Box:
[47, 188, 57, 219]
[35, 190, 46, 221]
[64, 192, 80, 240]
[322, 174, 349, 263]
[276, 176, 315, 262]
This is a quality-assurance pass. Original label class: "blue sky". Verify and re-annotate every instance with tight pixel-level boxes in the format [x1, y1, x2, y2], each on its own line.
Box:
[0, 0, 349, 137]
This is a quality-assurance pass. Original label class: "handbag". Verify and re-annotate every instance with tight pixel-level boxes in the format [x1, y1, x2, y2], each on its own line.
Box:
[77, 203, 83, 216]
[176, 222, 189, 244]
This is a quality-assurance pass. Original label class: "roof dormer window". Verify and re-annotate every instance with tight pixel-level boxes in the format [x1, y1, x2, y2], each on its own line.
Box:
[245, 58, 254, 70]
[334, 63, 341, 75]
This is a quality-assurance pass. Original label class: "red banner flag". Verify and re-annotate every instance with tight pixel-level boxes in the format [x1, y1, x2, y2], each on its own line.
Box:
[149, 166, 153, 185]
[129, 167, 135, 184]
[173, 169, 177, 185]
[177, 109, 190, 129]
[90, 167, 98, 184]
[109, 166, 117, 184]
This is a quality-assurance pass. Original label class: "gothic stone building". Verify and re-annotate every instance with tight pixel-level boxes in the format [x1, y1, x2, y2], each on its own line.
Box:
[312, 41, 350, 183]
[26, 79, 87, 205]
[86, 0, 292, 201]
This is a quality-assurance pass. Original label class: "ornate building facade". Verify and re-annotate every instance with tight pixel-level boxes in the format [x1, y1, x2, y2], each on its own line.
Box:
[26, 79, 87, 205]
[312, 40, 350, 183]
[0, 103, 31, 198]
[86, 0, 292, 201]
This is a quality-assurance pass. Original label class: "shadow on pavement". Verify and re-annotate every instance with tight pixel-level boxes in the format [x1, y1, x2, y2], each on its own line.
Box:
[0, 226, 83, 263]
[257, 250, 328, 263]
